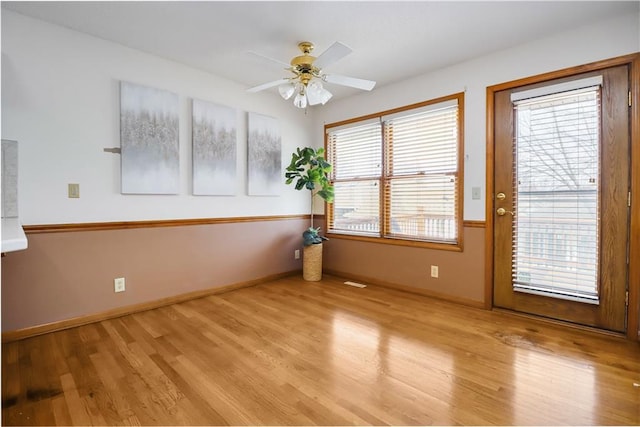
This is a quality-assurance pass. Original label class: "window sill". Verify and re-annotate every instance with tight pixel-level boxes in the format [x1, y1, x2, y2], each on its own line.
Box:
[325, 232, 463, 252]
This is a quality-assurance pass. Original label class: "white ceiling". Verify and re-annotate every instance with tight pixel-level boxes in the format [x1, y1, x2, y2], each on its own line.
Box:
[2, 1, 638, 100]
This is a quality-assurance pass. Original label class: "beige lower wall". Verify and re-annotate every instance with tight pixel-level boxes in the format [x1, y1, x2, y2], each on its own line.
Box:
[7, 221, 634, 338]
[324, 226, 485, 305]
[1, 218, 308, 332]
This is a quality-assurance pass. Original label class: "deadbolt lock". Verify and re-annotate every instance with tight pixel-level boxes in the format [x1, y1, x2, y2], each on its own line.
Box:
[496, 192, 506, 200]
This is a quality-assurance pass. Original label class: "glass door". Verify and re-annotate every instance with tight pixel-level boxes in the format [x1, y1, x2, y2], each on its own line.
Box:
[493, 66, 630, 332]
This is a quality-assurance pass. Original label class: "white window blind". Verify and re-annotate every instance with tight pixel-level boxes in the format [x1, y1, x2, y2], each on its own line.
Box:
[328, 121, 382, 236]
[384, 102, 459, 242]
[327, 95, 462, 244]
[512, 84, 601, 303]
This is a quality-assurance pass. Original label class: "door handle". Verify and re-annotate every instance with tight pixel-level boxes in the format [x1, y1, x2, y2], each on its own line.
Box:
[497, 207, 515, 216]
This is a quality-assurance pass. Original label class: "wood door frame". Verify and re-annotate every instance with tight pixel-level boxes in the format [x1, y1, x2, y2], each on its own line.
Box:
[485, 53, 640, 341]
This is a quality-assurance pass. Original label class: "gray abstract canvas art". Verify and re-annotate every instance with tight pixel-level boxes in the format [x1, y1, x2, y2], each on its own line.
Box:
[192, 99, 237, 195]
[247, 112, 281, 196]
[120, 82, 179, 194]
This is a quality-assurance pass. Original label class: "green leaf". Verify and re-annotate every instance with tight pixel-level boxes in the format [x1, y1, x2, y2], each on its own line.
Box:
[317, 187, 335, 203]
[284, 146, 334, 197]
[308, 168, 320, 182]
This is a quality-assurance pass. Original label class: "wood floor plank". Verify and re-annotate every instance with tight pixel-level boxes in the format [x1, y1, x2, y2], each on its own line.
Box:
[147, 352, 228, 425]
[3, 274, 640, 425]
[50, 395, 73, 426]
[59, 373, 94, 426]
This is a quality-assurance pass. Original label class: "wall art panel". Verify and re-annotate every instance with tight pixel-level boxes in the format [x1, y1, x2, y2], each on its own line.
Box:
[120, 82, 179, 194]
[247, 112, 281, 196]
[192, 99, 237, 195]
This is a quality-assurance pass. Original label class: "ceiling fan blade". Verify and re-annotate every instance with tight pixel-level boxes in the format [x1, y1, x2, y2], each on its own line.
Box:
[313, 42, 352, 70]
[247, 78, 290, 93]
[323, 74, 376, 91]
[247, 51, 291, 70]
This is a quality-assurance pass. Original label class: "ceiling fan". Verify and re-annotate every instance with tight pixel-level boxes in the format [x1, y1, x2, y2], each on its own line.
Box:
[247, 41, 376, 108]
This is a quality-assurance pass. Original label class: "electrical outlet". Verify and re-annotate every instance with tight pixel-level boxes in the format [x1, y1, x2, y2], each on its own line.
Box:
[430, 265, 439, 278]
[294, 249, 300, 259]
[114, 277, 126, 293]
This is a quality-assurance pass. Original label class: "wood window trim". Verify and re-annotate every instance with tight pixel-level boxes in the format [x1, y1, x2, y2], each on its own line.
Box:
[325, 92, 465, 252]
[485, 52, 640, 341]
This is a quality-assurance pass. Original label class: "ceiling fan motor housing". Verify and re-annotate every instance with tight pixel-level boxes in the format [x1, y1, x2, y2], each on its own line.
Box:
[290, 42, 319, 86]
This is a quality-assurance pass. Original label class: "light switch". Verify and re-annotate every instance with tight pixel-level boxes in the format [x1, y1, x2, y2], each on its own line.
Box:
[68, 183, 80, 198]
[472, 187, 481, 200]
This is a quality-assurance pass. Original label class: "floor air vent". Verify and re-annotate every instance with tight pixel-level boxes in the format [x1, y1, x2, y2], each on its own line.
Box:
[344, 281, 367, 288]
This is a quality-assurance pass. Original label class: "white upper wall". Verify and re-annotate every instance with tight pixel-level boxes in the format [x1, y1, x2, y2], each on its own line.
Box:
[315, 11, 640, 221]
[3, 9, 639, 225]
[1, 10, 315, 225]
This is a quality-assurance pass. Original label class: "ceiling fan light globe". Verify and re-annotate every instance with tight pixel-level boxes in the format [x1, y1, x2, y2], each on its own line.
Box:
[319, 88, 333, 105]
[278, 83, 295, 100]
[293, 91, 307, 108]
[307, 79, 323, 94]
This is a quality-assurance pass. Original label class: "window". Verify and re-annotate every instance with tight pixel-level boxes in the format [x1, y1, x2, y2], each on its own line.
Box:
[326, 93, 463, 249]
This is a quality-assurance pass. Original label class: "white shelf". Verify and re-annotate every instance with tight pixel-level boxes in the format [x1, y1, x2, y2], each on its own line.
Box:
[2, 217, 28, 253]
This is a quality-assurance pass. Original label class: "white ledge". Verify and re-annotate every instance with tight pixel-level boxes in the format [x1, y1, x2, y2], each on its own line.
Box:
[2, 217, 28, 252]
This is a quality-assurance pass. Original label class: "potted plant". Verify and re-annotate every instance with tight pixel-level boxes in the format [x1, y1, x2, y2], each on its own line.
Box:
[285, 147, 334, 281]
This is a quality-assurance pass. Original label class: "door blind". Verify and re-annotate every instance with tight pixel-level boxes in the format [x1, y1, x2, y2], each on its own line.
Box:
[512, 85, 601, 303]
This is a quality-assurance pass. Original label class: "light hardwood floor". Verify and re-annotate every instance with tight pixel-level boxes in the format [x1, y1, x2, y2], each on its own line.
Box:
[3, 275, 639, 425]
